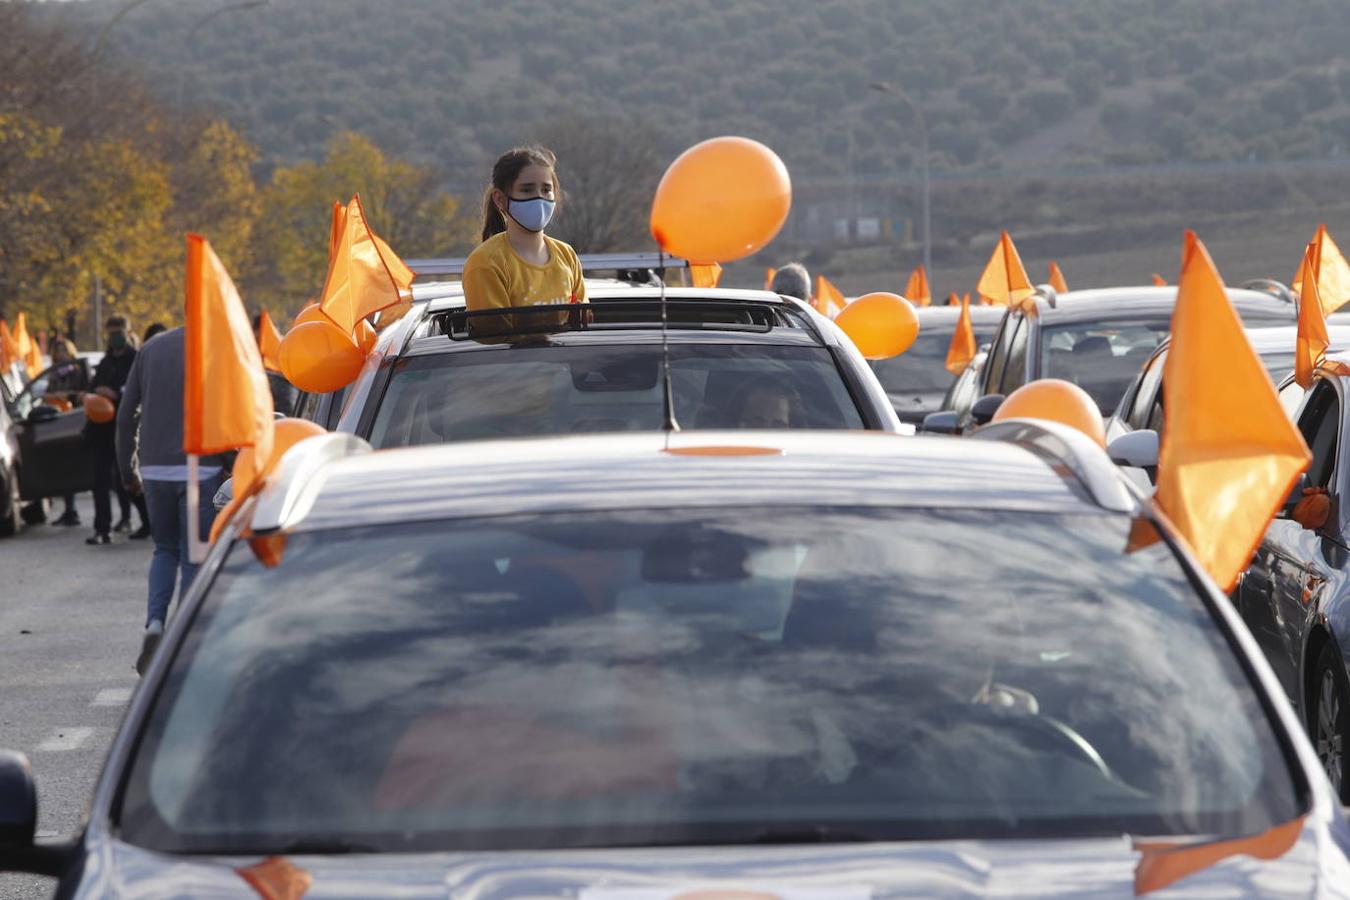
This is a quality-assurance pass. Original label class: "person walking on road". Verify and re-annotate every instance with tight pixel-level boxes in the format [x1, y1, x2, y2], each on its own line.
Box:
[85, 316, 149, 545]
[116, 326, 226, 675]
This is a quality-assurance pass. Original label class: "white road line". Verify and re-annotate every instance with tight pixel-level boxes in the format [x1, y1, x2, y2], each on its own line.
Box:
[90, 688, 132, 707]
[36, 727, 95, 753]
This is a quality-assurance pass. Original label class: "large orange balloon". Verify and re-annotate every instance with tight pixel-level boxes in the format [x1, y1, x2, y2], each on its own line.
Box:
[231, 417, 328, 498]
[833, 292, 920, 360]
[82, 393, 115, 423]
[291, 302, 327, 329]
[992, 379, 1106, 448]
[279, 320, 364, 394]
[355, 319, 377, 355]
[650, 136, 791, 264]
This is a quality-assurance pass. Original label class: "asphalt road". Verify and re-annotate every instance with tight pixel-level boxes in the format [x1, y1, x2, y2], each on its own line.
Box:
[0, 495, 150, 899]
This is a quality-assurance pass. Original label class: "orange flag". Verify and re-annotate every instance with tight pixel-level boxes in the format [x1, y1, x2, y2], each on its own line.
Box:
[184, 234, 274, 482]
[328, 200, 345, 265]
[814, 275, 847, 317]
[1292, 224, 1350, 316]
[691, 262, 723, 288]
[976, 231, 1034, 307]
[1151, 273, 1167, 286]
[904, 265, 931, 306]
[946, 292, 960, 307]
[13, 313, 40, 377]
[764, 267, 777, 290]
[945, 295, 977, 375]
[1048, 261, 1068, 293]
[0, 320, 18, 372]
[258, 309, 284, 373]
[1295, 241, 1330, 389]
[1156, 232, 1310, 592]
[319, 194, 415, 335]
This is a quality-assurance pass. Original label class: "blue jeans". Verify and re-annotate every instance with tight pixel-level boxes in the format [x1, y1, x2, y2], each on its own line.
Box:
[143, 477, 221, 626]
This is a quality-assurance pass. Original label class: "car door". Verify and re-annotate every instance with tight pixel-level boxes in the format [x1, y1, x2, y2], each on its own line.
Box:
[10, 362, 96, 500]
[1240, 378, 1341, 703]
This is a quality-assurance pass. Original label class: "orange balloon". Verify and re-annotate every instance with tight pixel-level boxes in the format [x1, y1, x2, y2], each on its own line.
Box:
[992, 379, 1106, 448]
[650, 136, 791, 264]
[41, 394, 72, 412]
[82, 393, 115, 423]
[292, 303, 332, 329]
[231, 417, 327, 498]
[279, 320, 364, 394]
[833, 292, 920, 360]
[355, 319, 377, 355]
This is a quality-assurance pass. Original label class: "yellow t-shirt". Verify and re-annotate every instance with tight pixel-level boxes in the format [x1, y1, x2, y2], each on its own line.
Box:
[463, 233, 587, 308]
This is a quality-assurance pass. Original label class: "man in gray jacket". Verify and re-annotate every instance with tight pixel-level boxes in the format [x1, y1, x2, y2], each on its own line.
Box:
[116, 327, 226, 674]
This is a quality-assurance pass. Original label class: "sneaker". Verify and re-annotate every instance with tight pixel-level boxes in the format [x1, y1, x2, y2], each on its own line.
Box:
[135, 620, 164, 676]
[113, 518, 132, 533]
[129, 524, 151, 540]
[85, 532, 111, 546]
[54, 510, 81, 527]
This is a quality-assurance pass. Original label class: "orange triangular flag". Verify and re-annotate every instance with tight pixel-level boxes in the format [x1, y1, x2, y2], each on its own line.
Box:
[13, 312, 40, 377]
[904, 265, 931, 306]
[814, 275, 847, 317]
[1151, 273, 1167, 286]
[1292, 224, 1350, 316]
[0, 321, 18, 372]
[946, 292, 960, 307]
[319, 194, 415, 335]
[764, 267, 777, 290]
[691, 262, 723, 288]
[976, 231, 1034, 307]
[1048, 261, 1068, 293]
[258, 309, 284, 373]
[184, 234, 274, 482]
[1156, 232, 1310, 592]
[1295, 241, 1330, 389]
[945, 296, 977, 375]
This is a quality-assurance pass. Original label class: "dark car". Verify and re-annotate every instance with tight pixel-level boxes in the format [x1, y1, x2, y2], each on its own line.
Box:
[1236, 351, 1350, 802]
[299, 283, 905, 445]
[868, 304, 1002, 424]
[0, 358, 96, 534]
[926, 285, 1298, 433]
[3, 424, 1346, 895]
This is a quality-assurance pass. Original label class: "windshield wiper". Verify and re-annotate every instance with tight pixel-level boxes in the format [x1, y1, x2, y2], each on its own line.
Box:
[751, 825, 875, 844]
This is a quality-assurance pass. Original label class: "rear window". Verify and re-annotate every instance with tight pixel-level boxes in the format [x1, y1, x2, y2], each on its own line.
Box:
[1040, 320, 1170, 412]
[871, 321, 998, 393]
[118, 507, 1302, 854]
[367, 344, 865, 447]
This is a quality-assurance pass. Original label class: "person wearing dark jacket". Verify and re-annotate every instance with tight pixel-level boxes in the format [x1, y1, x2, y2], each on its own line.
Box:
[85, 316, 149, 545]
[116, 326, 226, 674]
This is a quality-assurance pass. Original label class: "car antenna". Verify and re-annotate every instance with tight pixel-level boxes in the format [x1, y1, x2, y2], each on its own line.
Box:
[659, 249, 681, 434]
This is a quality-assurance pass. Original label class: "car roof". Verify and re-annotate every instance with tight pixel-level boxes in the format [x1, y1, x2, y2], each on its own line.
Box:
[1025, 286, 1295, 326]
[1152, 324, 1350, 356]
[256, 430, 1128, 535]
[914, 305, 1006, 326]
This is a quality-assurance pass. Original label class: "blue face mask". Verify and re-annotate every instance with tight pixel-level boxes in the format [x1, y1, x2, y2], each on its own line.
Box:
[506, 196, 556, 233]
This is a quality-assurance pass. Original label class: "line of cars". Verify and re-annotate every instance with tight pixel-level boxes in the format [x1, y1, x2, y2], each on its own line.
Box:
[5, 267, 1350, 895]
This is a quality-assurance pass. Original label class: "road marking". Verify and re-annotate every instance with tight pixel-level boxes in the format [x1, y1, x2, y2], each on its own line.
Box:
[36, 727, 95, 752]
[90, 688, 132, 707]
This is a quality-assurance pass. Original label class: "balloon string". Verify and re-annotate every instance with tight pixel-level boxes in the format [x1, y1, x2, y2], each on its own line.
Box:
[660, 249, 681, 434]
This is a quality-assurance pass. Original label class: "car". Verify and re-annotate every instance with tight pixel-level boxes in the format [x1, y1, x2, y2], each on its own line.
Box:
[3, 423, 1347, 895]
[296, 254, 905, 444]
[1105, 325, 1350, 444]
[1236, 350, 1350, 802]
[924, 285, 1299, 434]
[0, 358, 97, 534]
[867, 304, 1003, 424]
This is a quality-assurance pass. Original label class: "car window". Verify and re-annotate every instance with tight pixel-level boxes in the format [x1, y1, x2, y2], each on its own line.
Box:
[1298, 381, 1339, 490]
[981, 312, 1016, 395]
[1040, 320, 1170, 414]
[367, 345, 866, 448]
[997, 317, 1028, 395]
[871, 321, 998, 394]
[118, 508, 1302, 854]
[1127, 350, 1167, 431]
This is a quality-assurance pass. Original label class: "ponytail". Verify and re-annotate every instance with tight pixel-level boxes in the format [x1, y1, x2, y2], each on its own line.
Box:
[479, 145, 561, 243]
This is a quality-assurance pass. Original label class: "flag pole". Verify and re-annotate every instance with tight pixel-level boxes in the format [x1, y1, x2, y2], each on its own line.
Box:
[186, 454, 206, 564]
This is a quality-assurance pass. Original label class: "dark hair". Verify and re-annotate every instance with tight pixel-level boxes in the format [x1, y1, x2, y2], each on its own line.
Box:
[143, 322, 167, 343]
[105, 314, 129, 331]
[480, 145, 561, 243]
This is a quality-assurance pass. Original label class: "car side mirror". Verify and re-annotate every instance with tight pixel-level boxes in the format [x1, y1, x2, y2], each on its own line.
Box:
[26, 405, 57, 424]
[0, 751, 36, 850]
[920, 410, 960, 435]
[1108, 429, 1159, 484]
[970, 394, 1005, 428]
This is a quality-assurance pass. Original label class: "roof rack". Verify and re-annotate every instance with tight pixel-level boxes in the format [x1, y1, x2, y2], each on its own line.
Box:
[407, 252, 691, 279]
[436, 298, 789, 341]
[968, 418, 1137, 513]
[248, 432, 372, 534]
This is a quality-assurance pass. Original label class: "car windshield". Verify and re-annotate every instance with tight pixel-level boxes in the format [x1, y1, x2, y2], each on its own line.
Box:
[367, 344, 865, 447]
[871, 323, 998, 393]
[118, 508, 1301, 854]
[1041, 320, 1171, 412]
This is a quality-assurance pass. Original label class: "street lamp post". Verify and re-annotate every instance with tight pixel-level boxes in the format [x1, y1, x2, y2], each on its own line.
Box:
[870, 81, 931, 285]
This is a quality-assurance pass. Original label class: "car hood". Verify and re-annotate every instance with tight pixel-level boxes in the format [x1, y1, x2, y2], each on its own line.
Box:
[76, 816, 1350, 898]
